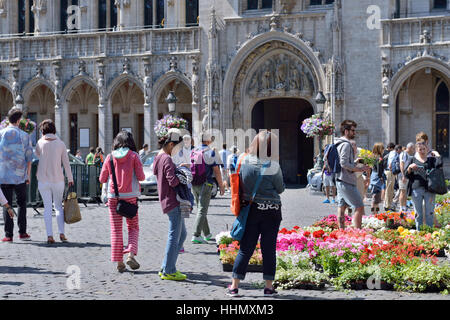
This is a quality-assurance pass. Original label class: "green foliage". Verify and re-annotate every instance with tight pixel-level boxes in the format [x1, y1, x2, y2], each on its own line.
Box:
[274, 268, 330, 290]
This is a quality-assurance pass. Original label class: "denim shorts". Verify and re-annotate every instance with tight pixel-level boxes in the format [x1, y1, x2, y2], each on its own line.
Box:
[336, 180, 364, 209]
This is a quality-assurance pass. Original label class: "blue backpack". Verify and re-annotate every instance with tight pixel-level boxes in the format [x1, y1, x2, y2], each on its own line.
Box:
[324, 141, 350, 174]
[391, 153, 401, 175]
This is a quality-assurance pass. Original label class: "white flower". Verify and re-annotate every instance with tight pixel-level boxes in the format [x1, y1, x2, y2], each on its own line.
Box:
[215, 231, 231, 245]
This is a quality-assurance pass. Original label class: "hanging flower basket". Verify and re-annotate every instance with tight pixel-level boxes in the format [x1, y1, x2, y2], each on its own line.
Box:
[154, 114, 189, 139]
[0, 118, 36, 135]
[300, 114, 335, 138]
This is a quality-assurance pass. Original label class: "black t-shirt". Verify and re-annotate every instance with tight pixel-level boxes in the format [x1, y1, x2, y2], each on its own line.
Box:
[405, 156, 440, 189]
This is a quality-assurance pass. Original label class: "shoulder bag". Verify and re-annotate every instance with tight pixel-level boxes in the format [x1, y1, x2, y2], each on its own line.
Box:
[110, 157, 139, 219]
[229, 154, 247, 216]
[230, 161, 270, 241]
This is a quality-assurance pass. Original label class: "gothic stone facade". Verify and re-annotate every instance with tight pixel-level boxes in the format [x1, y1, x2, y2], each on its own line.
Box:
[1, 0, 450, 176]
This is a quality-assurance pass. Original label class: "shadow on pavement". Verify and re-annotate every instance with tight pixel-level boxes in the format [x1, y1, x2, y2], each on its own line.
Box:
[0, 281, 24, 286]
[183, 272, 230, 287]
[11, 241, 110, 248]
[0, 266, 65, 275]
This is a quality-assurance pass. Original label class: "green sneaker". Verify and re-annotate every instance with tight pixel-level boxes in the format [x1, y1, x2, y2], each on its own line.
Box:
[160, 271, 187, 281]
[204, 234, 213, 242]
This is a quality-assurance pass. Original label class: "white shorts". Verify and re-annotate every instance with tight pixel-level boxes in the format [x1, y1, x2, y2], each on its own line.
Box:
[323, 174, 335, 187]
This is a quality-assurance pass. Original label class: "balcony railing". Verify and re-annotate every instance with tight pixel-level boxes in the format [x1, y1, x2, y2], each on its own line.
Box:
[381, 15, 450, 47]
[0, 26, 201, 62]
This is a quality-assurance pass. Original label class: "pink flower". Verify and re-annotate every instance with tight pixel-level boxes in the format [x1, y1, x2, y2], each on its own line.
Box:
[351, 258, 357, 262]
[339, 259, 346, 263]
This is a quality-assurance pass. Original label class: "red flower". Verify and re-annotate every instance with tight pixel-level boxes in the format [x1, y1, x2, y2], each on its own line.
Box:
[359, 254, 369, 265]
[303, 231, 311, 237]
[293, 226, 300, 230]
[313, 230, 325, 238]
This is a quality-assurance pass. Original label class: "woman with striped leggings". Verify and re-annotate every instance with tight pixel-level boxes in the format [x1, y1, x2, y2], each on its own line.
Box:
[99, 131, 145, 273]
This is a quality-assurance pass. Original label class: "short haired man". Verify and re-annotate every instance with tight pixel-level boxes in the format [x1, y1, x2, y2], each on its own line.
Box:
[0, 108, 34, 242]
[335, 120, 370, 229]
[384, 144, 402, 211]
[139, 144, 149, 161]
[219, 143, 231, 192]
[191, 132, 224, 244]
[396, 143, 415, 211]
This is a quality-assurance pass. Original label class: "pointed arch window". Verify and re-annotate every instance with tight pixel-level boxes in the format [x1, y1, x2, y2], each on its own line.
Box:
[98, 0, 118, 30]
[246, 0, 273, 10]
[434, 0, 447, 9]
[18, 0, 34, 35]
[144, 0, 165, 28]
[186, 0, 199, 26]
[61, 0, 79, 32]
[436, 81, 450, 157]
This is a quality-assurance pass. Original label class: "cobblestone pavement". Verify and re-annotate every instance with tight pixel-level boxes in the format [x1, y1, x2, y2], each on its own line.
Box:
[0, 187, 448, 300]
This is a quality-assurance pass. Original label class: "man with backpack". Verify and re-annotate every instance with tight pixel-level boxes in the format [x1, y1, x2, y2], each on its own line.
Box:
[330, 120, 370, 229]
[190, 132, 224, 244]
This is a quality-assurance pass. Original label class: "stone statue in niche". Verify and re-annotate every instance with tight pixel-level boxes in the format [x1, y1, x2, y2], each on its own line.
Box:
[232, 102, 241, 129]
[261, 61, 272, 91]
[248, 73, 258, 96]
[289, 65, 301, 90]
[211, 96, 220, 129]
[0, 0, 7, 17]
[275, 56, 287, 90]
[301, 68, 311, 93]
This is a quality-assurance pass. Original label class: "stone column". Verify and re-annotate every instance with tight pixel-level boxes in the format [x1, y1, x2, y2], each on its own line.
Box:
[191, 55, 201, 142]
[143, 57, 156, 149]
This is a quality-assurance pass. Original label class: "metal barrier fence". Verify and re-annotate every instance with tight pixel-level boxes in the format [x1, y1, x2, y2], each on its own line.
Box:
[25, 160, 102, 209]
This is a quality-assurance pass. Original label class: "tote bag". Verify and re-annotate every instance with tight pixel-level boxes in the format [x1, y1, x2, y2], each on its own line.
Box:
[230, 162, 270, 241]
[230, 154, 247, 216]
[64, 191, 82, 224]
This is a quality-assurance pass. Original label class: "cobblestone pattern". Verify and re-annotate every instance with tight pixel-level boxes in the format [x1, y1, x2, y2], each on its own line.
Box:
[0, 188, 448, 300]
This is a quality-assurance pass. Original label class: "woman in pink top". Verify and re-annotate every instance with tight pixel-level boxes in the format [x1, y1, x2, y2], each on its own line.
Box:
[99, 131, 145, 273]
[35, 120, 73, 244]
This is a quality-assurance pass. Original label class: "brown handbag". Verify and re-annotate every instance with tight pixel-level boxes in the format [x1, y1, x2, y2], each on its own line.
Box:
[64, 191, 82, 224]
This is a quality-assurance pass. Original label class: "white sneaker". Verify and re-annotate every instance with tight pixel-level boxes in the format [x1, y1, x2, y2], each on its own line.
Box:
[192, 236, 207, 244]
[203, 234, 213, 242]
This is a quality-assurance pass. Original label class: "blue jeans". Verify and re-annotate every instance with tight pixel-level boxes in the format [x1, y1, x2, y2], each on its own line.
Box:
[411, 187, 435, 230]
[232, 203, 282, 281]
[161, 206, 187, 275]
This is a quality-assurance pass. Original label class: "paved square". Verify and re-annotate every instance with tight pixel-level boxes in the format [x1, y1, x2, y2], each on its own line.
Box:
[0, 188, 448, 300]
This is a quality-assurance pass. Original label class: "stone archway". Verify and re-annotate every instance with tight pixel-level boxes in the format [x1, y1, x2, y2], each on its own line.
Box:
[251, 98, 314, 184]
[223, 32, 326, 132]
[0, 86, 13, 120]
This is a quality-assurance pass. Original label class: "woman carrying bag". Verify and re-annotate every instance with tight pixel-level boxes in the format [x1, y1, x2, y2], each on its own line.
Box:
[405, 140, 443, 230]
[99, 131, 145, 273]
[35, 120, 74, 244]
[227, 131, 285, 298]
[153, 130, 188, 281]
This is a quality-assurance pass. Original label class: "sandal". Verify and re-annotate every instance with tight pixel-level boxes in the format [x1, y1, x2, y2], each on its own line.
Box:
[117, 262, 126, 273]
[126, 256, 140, 270]
[60, 235, 68, 243]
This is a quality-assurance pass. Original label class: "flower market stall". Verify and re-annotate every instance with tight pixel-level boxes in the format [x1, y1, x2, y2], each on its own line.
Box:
[217, 199, 450, 293]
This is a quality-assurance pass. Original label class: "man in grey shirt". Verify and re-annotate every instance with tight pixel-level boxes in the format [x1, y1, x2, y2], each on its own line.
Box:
[335, 120, 370, 229]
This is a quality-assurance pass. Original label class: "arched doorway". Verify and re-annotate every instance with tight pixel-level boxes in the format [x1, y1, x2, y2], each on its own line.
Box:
[157, 80, 193, 134]
[251, 98, 314, 184]
[0, 86, 13, 120]
[111, 81, 144, 149]
[396, 67, 450, 160]
[67, 82, 99, 155]
[25, 84, 55, 147]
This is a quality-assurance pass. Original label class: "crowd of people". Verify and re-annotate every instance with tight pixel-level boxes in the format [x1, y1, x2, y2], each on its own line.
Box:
[0, 107, 445, 298]
[320, 120, 444, 231]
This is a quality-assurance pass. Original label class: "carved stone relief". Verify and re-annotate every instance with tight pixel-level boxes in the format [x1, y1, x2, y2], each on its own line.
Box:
[246, 53, 314, 98]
